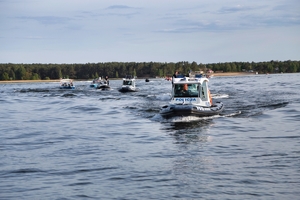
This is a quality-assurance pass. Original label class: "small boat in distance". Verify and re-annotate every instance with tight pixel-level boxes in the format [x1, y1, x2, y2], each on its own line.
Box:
[159, 71, 224, 118]
[90, 77, 102, 88]
[119, 75, 137, 92]
[59, 79, 75, 89]
[96, 80, 110, 90]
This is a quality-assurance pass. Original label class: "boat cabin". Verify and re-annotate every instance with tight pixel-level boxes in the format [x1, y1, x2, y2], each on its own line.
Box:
[123, 79, 135, 86]
[171, 76, 211, 107]
[122, 75, 136, 87]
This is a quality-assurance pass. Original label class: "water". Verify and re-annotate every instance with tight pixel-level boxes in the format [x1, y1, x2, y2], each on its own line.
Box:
[1, 73, 300, 200]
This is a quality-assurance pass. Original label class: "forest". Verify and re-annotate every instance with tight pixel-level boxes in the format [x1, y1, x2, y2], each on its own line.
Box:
[0, 60, 299, 80]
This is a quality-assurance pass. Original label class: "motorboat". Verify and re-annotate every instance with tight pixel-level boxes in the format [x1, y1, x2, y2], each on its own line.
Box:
[90, 77, 102, 88]
[118, 75, 137, 92]
[96, 81, 110, 90]
[59, 79, 75, 89]
[160, 72, 224, 118]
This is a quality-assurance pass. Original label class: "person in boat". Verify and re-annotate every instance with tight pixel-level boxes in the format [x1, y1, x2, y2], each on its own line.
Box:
[105, 76, 109, 85]
[182, 84, 189, 95]
[175, 84, 188, 96]
[208, 90, 213, 105]
[172, 71, 178, 84]
[183, 84, 188, 91]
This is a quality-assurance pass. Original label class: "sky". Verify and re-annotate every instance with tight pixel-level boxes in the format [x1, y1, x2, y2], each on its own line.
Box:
[0, 0, 299, 64]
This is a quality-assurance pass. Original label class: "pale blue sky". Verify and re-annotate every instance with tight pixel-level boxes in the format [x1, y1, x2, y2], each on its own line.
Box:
[1, 0, 299, 64]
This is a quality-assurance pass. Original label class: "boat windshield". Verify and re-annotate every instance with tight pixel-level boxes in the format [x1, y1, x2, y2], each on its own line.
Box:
[123, 80, 132, 85]
[173, 83, 199, 97]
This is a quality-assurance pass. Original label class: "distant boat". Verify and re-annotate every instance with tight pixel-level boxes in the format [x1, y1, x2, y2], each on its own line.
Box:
[59, 79, 75, 89]
[90, 77, 102, 88]
[119, 75, 137, 92]
[96, 81, 110, 90]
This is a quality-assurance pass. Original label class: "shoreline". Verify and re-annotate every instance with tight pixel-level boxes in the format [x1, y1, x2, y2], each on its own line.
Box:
[208, 72, 256, 77]
[0, 72, 256, 83]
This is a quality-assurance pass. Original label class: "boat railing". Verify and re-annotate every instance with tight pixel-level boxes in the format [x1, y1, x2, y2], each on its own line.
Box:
[125, 75, 134, 79]
[189, 71, 204, 78]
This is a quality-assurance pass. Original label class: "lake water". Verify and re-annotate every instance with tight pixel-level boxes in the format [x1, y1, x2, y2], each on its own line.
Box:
[1, 73, 299, 199]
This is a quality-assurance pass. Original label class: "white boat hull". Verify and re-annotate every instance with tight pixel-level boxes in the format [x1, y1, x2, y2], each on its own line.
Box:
[97, 85, 110, 90]
[160, 102, 224, 118]
[60, 86, 75, 89]
[118, 86, 137, 92]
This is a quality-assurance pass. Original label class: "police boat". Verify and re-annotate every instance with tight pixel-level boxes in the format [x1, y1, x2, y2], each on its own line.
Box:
[160, 72, 224, 118]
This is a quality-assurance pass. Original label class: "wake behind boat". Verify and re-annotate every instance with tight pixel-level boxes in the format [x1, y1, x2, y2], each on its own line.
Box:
[118, 75, 137, 92]
[160, 72, 224, 118]
[59, 79, 75, 89]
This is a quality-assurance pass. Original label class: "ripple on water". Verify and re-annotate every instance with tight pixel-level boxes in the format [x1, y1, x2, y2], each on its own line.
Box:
[1, 75, 300, 199]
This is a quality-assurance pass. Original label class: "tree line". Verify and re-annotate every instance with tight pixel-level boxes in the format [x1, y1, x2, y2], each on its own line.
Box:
[0, 60, 299, 81]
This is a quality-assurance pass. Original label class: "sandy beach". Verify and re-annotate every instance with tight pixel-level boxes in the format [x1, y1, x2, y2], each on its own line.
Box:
[209, 72, 256, 77]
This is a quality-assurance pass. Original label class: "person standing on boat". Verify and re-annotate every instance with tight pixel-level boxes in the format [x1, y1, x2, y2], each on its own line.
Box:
[105, 76, 109, 85]
[172, 71, 178, 84]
